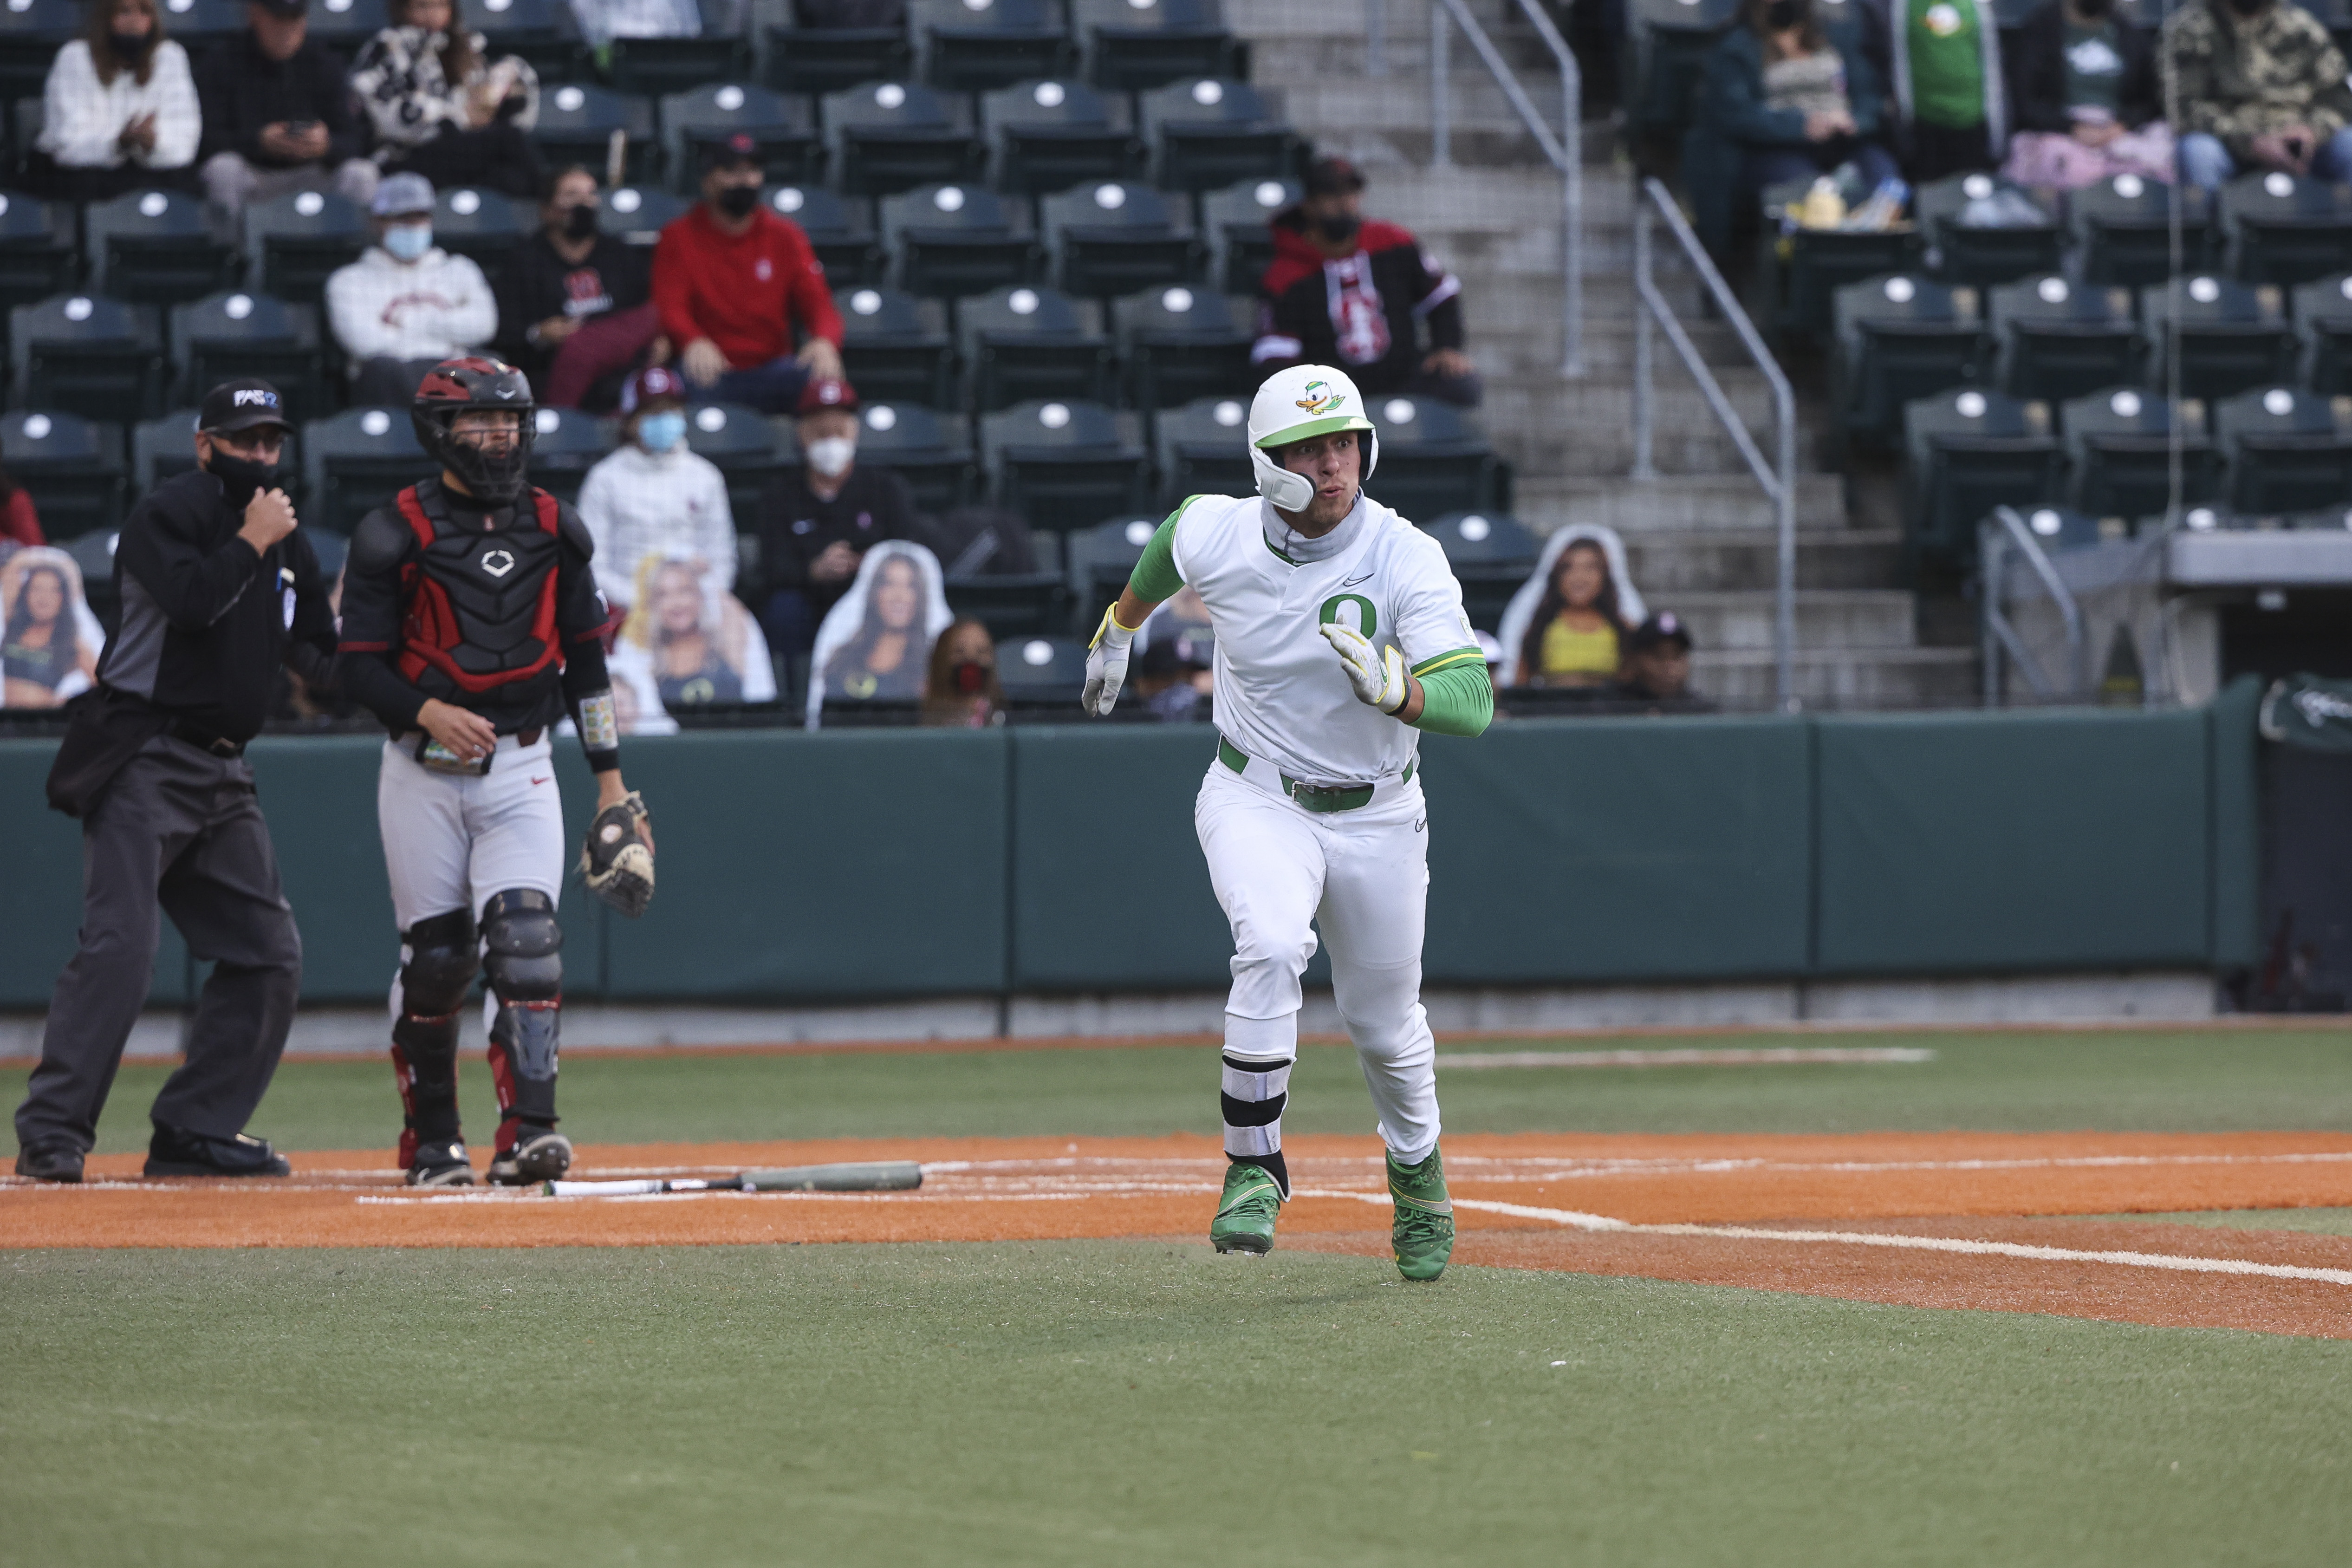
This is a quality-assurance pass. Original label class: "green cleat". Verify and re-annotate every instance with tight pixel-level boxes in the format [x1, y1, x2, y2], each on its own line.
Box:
[1387, 1146, 1455, 1281]
[1210, 1161, 1285, 1255]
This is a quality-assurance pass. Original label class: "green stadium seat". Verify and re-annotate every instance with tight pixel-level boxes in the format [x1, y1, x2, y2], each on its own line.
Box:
[1112, 283, 1249, 413]
[824, 80, 986, 197]
[1989, 274, 2141, 403]
[661, 83, 822, 191]
[945, 527, 1068, 638]
[981, 398, 1148, 534]
[760, 8, 910, 98]
[1138, 77, 1299, 195]
[458, 0, 586, 83]
[837, 283, 957, 408]
[994, 631, 1089, 710]
[681, 399, 790, 522]
[982, 78, 1145, 201]
[535, 83, 659, 186]
[1150, 393, 1249, 507]
[1201, 176, 1295, 294]
[608, 0, 754, 98]
[2058, 386, 2219, 521]
[84, 189, 239, 305]
[2, 409, 125, 542]
[913, 0, 1077, 93]
[2139, 274, 2293, 401]
[2066, 173, 2212, 288]
[0, 190, 78, 312]
[169, 290, 328, 424]
[302, 405, 432, 536]
[768, 184, 883, 285]
[2292, 271, 2352, 393]
[598, 183, 691, 246]
[524, 404, 609, 507]
[1916, 173, 2062, 288]
[958, 283, 1113, 411]
[244, 189, 368, 308]
[1074, 0, 1242, 93]
[1754, 177, 1919, 342]
[1903, 388, 2063, 569]
[1064, 513, 1161, 617]
[1364, 395, 1507, 520]
[307, 0, 391, 57]
[132, 407, 206, 494]
[848, 399, 975, 513]
[11, 293, 164, 423]
[2220, 169, 2352, 286]
[881, 182, 1041, 302]
[1832, 273, 1987, 449]
[1042, 178, 1202, 298]
[161, 0, 254, 49]
[61, 520, 124, 633]
[0, 0, 76, 114]
[1421, 509, 1540, 633]
[430, 185, 530, 272]
[2214, 384, 2352, 513]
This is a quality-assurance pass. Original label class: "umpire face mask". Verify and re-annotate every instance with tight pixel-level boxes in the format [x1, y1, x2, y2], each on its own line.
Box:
[205, 435, 284, 507]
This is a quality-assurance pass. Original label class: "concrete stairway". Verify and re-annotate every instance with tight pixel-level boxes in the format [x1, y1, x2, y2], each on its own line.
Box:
[1233, 0, 1975, 709]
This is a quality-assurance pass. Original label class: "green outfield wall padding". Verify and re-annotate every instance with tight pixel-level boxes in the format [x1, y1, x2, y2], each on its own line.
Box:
[1813, 708, 2215, 976]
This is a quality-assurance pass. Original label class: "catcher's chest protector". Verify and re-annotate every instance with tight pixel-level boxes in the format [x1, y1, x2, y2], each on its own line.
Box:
[394, 486, 566, 694]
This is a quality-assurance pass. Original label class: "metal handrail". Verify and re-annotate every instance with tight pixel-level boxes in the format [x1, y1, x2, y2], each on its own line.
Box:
[1628, 177, 1797, 710]
[1427, 0, 1583, 377]
[1979, 506, 2088, 703]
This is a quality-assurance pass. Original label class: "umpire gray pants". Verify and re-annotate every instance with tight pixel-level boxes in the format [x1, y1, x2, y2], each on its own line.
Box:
[14, 735, 303, 1154]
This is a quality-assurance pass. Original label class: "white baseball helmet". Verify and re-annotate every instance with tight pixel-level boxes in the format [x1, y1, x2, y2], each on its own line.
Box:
[1247, 364, 1379, 512]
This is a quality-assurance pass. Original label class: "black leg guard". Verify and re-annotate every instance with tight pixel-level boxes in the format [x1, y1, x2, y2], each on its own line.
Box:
[481, 889, 562, 1145]
[392, 909, 478, 1171]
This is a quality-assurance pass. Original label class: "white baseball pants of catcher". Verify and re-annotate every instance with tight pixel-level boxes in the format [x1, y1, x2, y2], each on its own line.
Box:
[377, 732, 567, 934]
[1193, 755, 1441, 1165]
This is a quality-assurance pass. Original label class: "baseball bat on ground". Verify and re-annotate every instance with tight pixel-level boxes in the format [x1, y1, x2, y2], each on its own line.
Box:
[541, 1161, 923, 1197]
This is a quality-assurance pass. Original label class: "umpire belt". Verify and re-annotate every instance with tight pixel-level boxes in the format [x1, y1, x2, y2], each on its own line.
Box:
[1216, 734, 1411, 814]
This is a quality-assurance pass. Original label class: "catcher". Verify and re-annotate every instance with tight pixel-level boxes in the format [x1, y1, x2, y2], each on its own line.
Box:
[338, 356, 656, 1187]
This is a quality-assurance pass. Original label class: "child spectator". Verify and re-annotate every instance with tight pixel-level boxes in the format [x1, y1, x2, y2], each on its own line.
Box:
[1501, 530, 1648, 690]
[753, 376, 929, 653]
[30, 0, 201, 202]
[1686, 0, 1898, 262]
[805, 540, 952, 724]
[497, 165, 658, 406]
[325, 172, 499, 405]
[1865, 0, 2008, 182]
[611, 556, 777, 710]
[654, 133, 846, 413]
[578, 366, 734, 617]
[1607, 612, 1716, 714]
[920, 618, 1005, 728]
[1, 548, 103, 709]
[195, 0, 378, 221]
[2167, 0, 2352, 190]
[352, 0, 543, 199]
[2001, 0, 2168, 189]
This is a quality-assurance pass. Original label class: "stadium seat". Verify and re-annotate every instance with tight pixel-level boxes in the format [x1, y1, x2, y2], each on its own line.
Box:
[2139, 274, 2293, 401]
[534, 83, 659, 186]
[982, 78, 1144, 201]
[2214, 384, 2352, 513]
[0, 190, 77, 311]
[1421, 510, 1540, 633]
[84, 189, 238, 304]
[912, 0, 1077, 93]
[881, 183, 1041, 302]
[1139, 78, 1298, 195]
[760, 6, 911, 98]
[0, 0, 75, 113]
[302, 405, 432, 536]
[169, 290, 327, 423]
[306, 0, 390, 56]
[1754, 178, 1919, 341]
[11, 294, 164, 423]
[1150, 393, 1249, 506]
[1, 410, 125, 542]
[1064, 513, 1160, 615]
[1041, 179, 1202, 298]
[2296, 272, 2352, 393]
[598, 183, 691, 246]
[1363, 395, 1507, 520]
[1902, 388, 2063, 569]
[945, 528, 1068, 638]
[608, 0, 754, 97]
[768, 184, 883, 284]
[1988, 275, 2141, 403]
[60, 522, 126, 632]
[1916, 173, 2062, 288]
[980, 398, 1148, 534]
[2066, 173, 2213, 288]
[1201, 177, 1295, 297]
[851, 399, 976, 512]
[824, 80, 986, 197]
[1831, 273, 1988, 448]
[2058, 386, 2219, 520]
[430, 185, 530, 271]
[2220, 169, 2352, 286]
[245, 189, 368, 307]
[457, 0, 586, 83]
[160, 0, 251, 48]
[993, 631, 1089, 705]
[1624, 0, 1735, 145]
[661, 83, 822, 190]
[524, 404, 608, 506]
[958, 283, 1113, 411]
[132, 407, 205, 494]
[836, 283, 957, 408]
[1074, 0, 1242, 93]
[1112, 283, 1249, 413]
[679, 399, 789, 522]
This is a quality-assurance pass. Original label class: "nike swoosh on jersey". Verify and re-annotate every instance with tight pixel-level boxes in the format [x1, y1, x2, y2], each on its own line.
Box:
[1341, 571, 1375, 587]
[531, 776, 550, 785]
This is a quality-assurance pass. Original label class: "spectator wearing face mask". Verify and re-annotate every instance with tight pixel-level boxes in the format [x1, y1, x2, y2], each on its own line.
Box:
[195, 0, 379, 221]
[654, 133, 845, 415]
[2168, 0, 2352, 190]
[496, 164, 658, 408]
[576, 365, 734, 617]
[920, 618, 1005, 728]
[1860, 0, 2008, 183]
[30, 0, 201, 202]
[1606, 613, 1715, 714]
[752, 376, 927, 654]
[2001, 0, 2168, 189]
[1252, 156, 1479, 408]
[325, 172, 499, 405]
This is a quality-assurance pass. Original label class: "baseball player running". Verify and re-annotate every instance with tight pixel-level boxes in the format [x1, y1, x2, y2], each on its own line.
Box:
[337, 357, 655, 1187]
[1082, 364, 1492, 1280]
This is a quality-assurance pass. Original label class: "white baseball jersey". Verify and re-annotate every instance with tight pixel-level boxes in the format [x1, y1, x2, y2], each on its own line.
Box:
[1166, 492, 1480, 786]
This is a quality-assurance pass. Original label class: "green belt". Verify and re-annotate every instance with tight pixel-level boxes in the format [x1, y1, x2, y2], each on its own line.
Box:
[1217, 734, 1410, 813]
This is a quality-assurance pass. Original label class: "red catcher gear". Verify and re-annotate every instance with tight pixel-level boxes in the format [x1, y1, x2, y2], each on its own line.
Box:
[414, 355, 536, 504]
[392, 483, 567, 695]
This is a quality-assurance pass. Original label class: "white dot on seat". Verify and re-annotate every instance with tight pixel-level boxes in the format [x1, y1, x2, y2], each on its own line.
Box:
[1213, 400, 1242, 426]
[1039, 403, 1071, 429]
[2030, 509, 2061, 536]
[226, 294, 253, 319]
[1009, 288, 1040, 314]
[1457, 515, 1491, 541]
[2265, 388, 2295, 416]
[611, 188, 641, 213]
[865, 405, 897, 431]
[325, 0, 351, 10]
[295, 191, 325, 216]
[1022, 639, 1053, 665]
[1962, 174, 1993, 200]
[934, 186, 966, 212]
[1384, 398, 1415, 423]
[450, 189, 481, 215]
[2113, 174, 2144, 199]
[716, 85, 745, 112]
[2036, 277, 2067, 304]
[23, 413, 50, 438]
[486, 0, 512, 11]
[2189, 276, 2220, 304]
[1034, 82, 1066, 107]
[851, 289, 882, 314]
[1956, 390, 1987, 418]
[1191, 80, 1224, 106]
[63, 297, 91, 322]
[1124, 520, 1154, 546]
[1093, 183, 1126, 209]
[1884, 276, 1916, 304]
[361, 410, 390, 436]
[1254, 181, 1285, 207]
[2266, 171, 2296, 198]
[2187, 507, 2217, 531]
[877, 84, 906, 109]
[2110, 390, 2141, 417]
[536, 409, 559, 434]
[696, 407, 728, 432]
[1161, 286, 1193, 312]
[556, 86, 584, 112]
[138, 192, 168, 218]
[773, 188, 804, 212]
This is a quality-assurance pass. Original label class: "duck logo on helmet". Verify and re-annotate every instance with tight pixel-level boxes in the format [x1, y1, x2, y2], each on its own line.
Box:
[1294, 381, 1345, 416]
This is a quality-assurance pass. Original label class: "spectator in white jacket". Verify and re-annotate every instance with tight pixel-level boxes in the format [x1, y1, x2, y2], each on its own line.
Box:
[578, 365, 736, 614]
[31, 0, 202, 203]
[325, 172, 499, 406]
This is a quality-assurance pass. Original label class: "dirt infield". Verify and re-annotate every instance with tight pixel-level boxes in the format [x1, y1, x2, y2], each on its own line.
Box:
[11, 1129, 2352, 1338]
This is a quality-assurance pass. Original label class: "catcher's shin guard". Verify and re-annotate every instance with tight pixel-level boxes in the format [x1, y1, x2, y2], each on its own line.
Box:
[391, 910, 477, 1173]
[481, 889, 568, 1181]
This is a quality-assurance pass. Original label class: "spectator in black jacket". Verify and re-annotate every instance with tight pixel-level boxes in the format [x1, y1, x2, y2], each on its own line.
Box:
[753, 376, 930, 654]
[1252, 156, 1479, 408]
[2000, 0, 2170, 189]
[195, 0, 379, 220]
[495, 164, 658, 408]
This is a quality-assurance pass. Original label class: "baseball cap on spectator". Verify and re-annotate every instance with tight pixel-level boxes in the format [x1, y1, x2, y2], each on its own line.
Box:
[1304, 156, 1366, 196]
[199, 377, 292, 436]
[796, 376, 859, 415]
[371, 172, 435, 218]
[1626, 612, 1694, 652]
[703, 133, 760, 173]
[620, 364, 690, 413]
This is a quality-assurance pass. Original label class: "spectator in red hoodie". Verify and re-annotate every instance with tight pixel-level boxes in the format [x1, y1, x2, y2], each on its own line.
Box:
[1253, 156, 1479, 407]
[653, 132, 845, 413]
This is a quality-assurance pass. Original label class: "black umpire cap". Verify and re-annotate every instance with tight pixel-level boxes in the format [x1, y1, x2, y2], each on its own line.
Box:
[199, 377, 293, 436]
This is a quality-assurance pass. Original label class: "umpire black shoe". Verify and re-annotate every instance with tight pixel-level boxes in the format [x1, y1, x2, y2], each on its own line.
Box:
[13, 1142, 84, 1183]
[487, 1123, 572, 1186]
[143, 1125, 292, 1178]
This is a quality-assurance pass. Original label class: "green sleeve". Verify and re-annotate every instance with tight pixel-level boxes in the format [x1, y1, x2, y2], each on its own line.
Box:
[1408, 654, 1494, 737]
[1124, 501, 1195, 605]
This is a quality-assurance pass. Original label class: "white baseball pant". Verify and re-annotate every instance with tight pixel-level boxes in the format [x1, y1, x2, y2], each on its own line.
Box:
[377, 733, 567, 935]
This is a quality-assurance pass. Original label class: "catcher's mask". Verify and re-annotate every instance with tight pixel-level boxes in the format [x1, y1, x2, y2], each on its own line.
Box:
[414, 356, 535, 505]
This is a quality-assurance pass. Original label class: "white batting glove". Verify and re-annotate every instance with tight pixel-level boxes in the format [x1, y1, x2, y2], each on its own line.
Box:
[1320, 621, 1409, 714]
[1083, 604, 1138, 716]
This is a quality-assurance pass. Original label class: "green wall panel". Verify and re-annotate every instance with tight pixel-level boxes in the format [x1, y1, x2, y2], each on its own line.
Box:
[2209, 677, 2265, 971]
[1814, 708, 2214, 975]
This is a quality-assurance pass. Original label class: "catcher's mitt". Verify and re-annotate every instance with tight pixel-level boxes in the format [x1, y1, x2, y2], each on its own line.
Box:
[580, 790, 655, 917]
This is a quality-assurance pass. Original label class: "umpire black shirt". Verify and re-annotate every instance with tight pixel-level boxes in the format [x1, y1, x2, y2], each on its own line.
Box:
[95, 470, 339, 743]
[753, 462, 927, 618]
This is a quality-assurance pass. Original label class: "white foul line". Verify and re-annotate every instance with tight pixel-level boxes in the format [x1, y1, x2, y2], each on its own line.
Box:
[1437, 1047, 1937, 1070]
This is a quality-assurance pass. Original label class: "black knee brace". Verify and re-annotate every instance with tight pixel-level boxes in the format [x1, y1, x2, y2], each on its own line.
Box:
[482, 889, 562, 1116]
[392, 907, 478, 1163]
[399, 908, 480, 1019]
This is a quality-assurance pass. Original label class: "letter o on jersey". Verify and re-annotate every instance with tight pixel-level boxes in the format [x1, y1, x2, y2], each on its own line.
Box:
[1318, 593, 1377, 638]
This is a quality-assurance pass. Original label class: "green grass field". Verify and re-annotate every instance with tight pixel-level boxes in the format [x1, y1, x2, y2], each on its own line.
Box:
[8, 1028, 2352, 1566]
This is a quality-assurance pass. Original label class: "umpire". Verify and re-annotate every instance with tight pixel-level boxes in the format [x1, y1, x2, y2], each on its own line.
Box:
[13, 379, 337, 1183]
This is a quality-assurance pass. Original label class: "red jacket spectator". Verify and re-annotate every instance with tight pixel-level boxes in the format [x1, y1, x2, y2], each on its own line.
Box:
[1, 485, 43, 547]
[654, 204, 843, 373]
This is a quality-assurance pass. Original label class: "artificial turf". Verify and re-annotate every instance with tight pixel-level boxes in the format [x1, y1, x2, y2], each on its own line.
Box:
[6, 1241, 2350, 1568]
